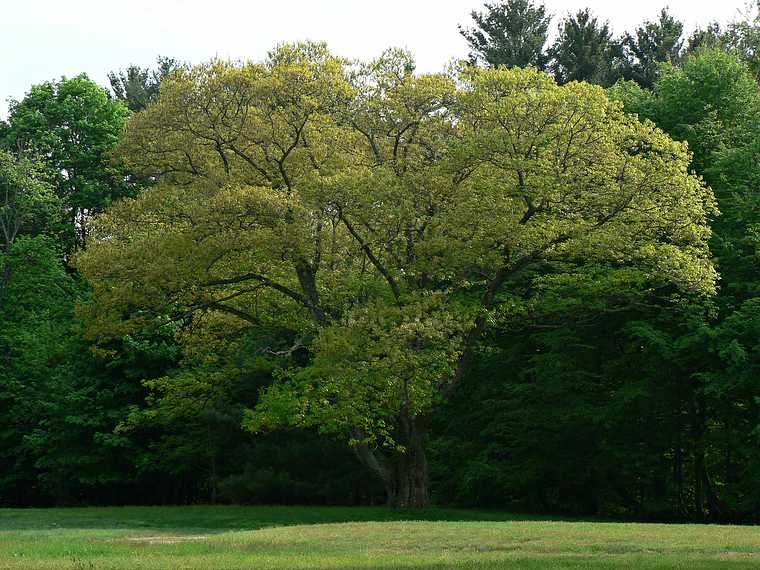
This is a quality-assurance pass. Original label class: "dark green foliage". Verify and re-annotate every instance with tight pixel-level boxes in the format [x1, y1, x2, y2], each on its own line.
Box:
[217, 433, 381, 505]
[3, 75, 131, 251]
[721, 4, 760, 83]
[459, 0, 551, 69]
[652, 50, 760, 519]
[108, 56, 182, 111]
[0, 239, 74, 505]
[105, 327, 377, 506]
[430, 266, 686, 517]
[685, 23, 723, 56]
[434, 48, 760, 521]
[548, 9, 624, 86]
[621, 8, 684, 88]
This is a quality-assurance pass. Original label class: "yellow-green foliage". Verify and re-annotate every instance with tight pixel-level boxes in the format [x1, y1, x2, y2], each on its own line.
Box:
[76, 43, 717, 448]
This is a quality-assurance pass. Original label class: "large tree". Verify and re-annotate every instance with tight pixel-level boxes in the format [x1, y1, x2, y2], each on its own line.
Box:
[459, 0, 551, 69]
[4, 75, 131, 251]
[76, 43, 717, 508]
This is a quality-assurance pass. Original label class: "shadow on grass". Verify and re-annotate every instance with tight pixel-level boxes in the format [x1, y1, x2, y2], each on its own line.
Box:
[0, 505, 584, 532]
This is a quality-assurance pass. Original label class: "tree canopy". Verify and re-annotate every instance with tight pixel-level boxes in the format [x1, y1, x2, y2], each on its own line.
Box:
[3, 75, 131, 251]
[76, 43, 717, 507]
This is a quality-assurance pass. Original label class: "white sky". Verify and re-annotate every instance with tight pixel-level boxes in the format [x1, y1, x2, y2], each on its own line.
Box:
[0, 0, 754, 118]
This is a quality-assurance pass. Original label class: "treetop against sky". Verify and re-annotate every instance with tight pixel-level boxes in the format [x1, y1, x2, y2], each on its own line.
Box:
[0, 0, 753, 117]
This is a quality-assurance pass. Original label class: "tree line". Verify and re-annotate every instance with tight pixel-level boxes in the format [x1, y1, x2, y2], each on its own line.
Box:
[1, 0, 759, 519]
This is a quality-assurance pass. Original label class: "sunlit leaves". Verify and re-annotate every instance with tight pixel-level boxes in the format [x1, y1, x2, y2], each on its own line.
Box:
[78, 44, 717, 450]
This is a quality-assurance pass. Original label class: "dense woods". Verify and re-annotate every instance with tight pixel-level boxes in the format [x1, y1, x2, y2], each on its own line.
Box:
[2, 0, 760, 519]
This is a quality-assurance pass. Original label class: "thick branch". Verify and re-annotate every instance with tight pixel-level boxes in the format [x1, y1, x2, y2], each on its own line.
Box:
[204, 272, 309, 311]
[209, 303, 261, 324]
[338, 208, 401, 303]
[294, 259, 329, 326]
[440, 233, 572, 397]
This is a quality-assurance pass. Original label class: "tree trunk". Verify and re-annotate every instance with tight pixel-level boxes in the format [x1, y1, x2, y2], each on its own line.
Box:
[690, 392, 705, 518]
[385, 415, 430, 508]
[352, 414, 431, 508]
[0, 257, 12, 312]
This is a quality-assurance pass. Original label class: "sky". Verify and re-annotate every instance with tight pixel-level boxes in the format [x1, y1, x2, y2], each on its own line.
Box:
[0, 0, 755, 118]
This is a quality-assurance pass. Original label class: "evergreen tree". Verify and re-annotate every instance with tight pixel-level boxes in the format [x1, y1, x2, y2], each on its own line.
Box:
[108, 56, 182, 112]
[459, 0, 551, 69]
[622, 8, 684, 88]
[685, 22, 723, 56]
[548, 8, 623, 86]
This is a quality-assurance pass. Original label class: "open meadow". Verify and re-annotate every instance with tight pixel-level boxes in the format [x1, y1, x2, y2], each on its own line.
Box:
[1, 506, 760, 569]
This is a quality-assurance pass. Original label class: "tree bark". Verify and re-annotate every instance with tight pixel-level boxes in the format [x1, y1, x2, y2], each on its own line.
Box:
[351, 414, 431, 508]
[0, 260, 11, 313]
[385, 415, 430, 508]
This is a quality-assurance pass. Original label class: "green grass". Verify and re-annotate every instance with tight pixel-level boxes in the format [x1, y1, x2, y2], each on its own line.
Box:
[1, 505, 759, 569]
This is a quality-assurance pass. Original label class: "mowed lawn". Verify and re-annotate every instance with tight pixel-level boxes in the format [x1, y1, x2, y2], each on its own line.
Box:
[1, 506, 760, 569]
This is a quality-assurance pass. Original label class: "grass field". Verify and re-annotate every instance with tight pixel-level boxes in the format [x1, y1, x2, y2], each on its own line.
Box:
[1, 506, 760, 569]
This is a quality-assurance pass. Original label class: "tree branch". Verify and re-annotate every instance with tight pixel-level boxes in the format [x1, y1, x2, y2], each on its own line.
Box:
[338, 207, 402, 303]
